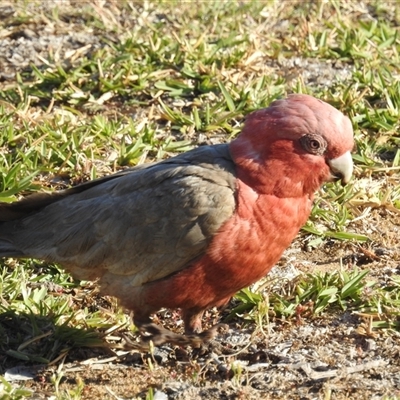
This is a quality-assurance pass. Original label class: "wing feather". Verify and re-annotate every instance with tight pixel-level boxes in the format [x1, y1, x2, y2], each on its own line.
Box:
[0, 144, 237, 287]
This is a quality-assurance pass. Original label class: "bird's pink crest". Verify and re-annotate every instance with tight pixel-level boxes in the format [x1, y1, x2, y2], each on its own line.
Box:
[230, 94, 354, 162]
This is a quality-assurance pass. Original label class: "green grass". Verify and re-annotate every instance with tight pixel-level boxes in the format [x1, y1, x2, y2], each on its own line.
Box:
[1, 1, 400, 397]
[232, 268, 400, 331]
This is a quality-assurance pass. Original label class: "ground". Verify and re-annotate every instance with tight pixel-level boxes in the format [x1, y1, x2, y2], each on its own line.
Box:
[1, 1, 400, 399]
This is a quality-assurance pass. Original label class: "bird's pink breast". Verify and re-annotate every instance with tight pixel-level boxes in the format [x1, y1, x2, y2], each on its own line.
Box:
[142, 180, 311, 311]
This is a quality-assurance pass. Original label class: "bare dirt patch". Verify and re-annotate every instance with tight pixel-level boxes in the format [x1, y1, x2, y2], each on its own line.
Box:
[1, 2, 400, 399]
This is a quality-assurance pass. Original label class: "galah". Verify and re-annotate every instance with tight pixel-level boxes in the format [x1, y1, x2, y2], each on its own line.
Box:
[0, 94, 354, 345]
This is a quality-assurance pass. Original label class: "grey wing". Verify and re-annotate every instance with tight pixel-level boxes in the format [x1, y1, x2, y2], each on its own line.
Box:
[1, 146, 236, 287]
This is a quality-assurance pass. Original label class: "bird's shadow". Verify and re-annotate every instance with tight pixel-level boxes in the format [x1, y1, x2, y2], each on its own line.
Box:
[0, 309, 117, 374]
[0, 308, 212, 376]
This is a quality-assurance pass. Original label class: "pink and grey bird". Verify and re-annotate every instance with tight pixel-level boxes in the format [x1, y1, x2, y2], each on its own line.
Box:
[0, 94, 354, 344]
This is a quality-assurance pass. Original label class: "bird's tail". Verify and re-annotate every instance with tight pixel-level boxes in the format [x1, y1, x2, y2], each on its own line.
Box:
[0, 209, 25, 257]
[0, 193, 58, 258]
[0, 170, 129, 260]
[0, 239, 23, 258]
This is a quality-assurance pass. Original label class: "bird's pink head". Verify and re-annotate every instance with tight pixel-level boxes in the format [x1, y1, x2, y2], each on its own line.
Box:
[230, 94, 354, 195]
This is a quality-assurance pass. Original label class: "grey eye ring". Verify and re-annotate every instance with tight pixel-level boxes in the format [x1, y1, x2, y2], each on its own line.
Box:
[300, 134, 327, 155]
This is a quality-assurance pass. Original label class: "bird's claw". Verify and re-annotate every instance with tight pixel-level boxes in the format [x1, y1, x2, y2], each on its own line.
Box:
[138, 322, 228, 348]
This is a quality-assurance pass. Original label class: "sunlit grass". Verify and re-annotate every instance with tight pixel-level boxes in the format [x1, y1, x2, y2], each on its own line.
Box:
[0, 2, 400, 397]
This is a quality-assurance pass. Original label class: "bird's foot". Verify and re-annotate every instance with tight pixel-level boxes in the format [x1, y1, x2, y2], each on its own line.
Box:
[137, 322, 228, 348]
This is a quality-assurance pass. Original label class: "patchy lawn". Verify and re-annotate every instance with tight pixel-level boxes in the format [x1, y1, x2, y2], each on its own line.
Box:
[1, 1, 400, 399]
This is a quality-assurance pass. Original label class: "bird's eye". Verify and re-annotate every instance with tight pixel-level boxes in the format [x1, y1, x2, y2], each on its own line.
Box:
[300, 134, 327, 155]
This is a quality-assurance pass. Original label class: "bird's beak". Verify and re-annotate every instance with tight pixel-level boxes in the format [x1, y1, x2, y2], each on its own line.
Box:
[328, 151, 353, 185]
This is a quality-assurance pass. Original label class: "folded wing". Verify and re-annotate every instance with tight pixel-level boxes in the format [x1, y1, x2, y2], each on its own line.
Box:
[0, 144, 237, 287]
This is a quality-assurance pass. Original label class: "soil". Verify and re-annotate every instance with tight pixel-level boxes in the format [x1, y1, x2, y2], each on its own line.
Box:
[1, 2, 400, 399]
